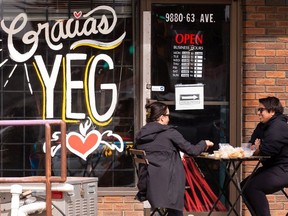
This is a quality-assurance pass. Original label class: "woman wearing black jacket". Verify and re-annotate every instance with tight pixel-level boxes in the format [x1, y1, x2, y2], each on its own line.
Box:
[135, 101, 214, 216]
[241, 96, 288, 216]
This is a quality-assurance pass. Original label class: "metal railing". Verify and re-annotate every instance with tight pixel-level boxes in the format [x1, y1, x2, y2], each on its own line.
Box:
[0, 119, 67, 216]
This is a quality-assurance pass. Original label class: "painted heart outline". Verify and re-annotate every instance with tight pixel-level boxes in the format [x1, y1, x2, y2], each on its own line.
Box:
[73, 11, 82, 19]
[67, 130, 101, 160]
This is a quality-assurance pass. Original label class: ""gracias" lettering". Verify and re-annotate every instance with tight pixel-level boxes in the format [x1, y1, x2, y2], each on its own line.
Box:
[1, 6, 120, 63]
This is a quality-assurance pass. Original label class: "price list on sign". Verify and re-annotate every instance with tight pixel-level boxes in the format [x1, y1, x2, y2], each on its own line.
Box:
[172, 45, 204, 78]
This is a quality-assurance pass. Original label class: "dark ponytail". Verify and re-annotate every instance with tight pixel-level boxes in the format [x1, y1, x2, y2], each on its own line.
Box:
[145, 102, 168, 123]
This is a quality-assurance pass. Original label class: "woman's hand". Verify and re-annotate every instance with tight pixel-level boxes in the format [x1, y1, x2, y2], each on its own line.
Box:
[254, 138, 261, 147]
[205, 140, 214, 151]
[251, 138, 261, 155]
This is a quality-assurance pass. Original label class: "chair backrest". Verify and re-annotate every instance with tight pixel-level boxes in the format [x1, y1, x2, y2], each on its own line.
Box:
[129, 149, 149, 166]
[129, 149, 168, 216]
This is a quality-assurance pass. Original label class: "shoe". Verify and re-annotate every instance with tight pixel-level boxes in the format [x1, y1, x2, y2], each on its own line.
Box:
[135, 191, 147, 202]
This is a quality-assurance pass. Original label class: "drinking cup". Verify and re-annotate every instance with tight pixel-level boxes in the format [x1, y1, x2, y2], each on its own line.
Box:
[214, 151, 221, 158]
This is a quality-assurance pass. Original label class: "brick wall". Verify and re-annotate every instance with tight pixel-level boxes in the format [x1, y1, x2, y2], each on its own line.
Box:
[98, 195, 144, 216]
[242, 0, 288, 141]
[242, 0, 288, 215]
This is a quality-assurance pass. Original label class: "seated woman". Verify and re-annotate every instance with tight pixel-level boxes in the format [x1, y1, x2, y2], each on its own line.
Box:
[241, 96, 288, 216]
[135, 101, 214, 216]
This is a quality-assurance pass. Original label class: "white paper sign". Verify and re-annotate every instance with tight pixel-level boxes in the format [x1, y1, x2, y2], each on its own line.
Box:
[175, 84, 204, 110]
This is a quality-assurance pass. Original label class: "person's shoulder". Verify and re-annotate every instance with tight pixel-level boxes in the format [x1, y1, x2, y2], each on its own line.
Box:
[274, 114, 288, 124]
[166, 124, 178, 130]
[166, 125, 184, 137]
[271, 115, 288, 131]
[280, 114, 288, 123]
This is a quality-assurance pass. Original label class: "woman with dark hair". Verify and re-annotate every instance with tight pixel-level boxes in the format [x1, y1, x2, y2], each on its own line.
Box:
[135, 101, 214, 216]
[241, 96, 288, 216]
[249, 96, 286, 145]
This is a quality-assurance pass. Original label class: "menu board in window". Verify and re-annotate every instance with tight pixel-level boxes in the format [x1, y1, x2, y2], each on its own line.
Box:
[151, 4, 230, 101]
[172, 30, 204, 79]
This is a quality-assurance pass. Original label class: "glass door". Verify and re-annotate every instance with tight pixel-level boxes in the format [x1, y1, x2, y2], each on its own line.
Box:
[150, 3, 230, 146]
[140, 0, 242, 214]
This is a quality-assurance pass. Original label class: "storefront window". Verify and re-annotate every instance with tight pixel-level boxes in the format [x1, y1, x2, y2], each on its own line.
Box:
[0, 0, 136, 187]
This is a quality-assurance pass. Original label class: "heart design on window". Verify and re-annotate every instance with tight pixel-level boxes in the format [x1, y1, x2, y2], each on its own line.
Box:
[67, 130, 101, 160]
[73, 11, 82, 19]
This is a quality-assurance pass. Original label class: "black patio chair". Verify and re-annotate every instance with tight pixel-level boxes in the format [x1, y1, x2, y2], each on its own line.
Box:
[129, 148, 168, 216]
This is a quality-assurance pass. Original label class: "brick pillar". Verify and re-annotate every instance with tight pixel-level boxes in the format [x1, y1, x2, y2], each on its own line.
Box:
[242, 0, 288, 214]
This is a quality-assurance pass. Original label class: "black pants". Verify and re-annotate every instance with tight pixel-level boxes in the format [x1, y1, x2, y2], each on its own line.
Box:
[166, 208, 183, 216]
[241, 166, 288, 216]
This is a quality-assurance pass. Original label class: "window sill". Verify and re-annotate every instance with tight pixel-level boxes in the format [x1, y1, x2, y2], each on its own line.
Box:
[98, 187, 138, 196]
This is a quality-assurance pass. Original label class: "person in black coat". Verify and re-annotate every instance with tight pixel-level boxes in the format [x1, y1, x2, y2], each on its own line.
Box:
[135, 101, 214, 216]
[241, 96, 288, 216]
